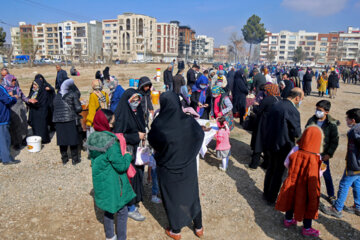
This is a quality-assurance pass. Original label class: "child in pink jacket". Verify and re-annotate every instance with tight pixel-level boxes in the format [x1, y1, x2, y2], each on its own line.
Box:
[215, 117, 231, 171]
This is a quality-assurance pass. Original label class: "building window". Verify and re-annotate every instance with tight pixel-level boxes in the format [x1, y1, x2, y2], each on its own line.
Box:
[113, 24, 116, 27]
[320, 53, 326, 56]
[307, 41, 316, 46]
[46, 27, 52, 32]
[320, 37, 328, 41]
[271, 41, 277, 44]
[66, 32, 71, 36]
[306, 36, 316, 40]
[288, 46, 295, 50]
[48, 45, 54, 49]
[105, 24, 111, 27]
[105, 30, 111, 34]
[47, 33, 53, 37]
[320, 47, 326, 51]
[280, 46, 285, 49]
[105, 36, 111, 40]
[126, 19, 130, 30]
[47, 39, 53, 43]
[289, 41, 296, 44]
[289, 36, 296, 40]
[271, 46, 276, 50]
[280, 40, 286, 44]
[76, 27, 86, 37]
[321, 42, 327, 46]
[65, 26, 71, 31]
[280, 51, 285, 54]
[332, 37, 338, 41]
[280, 35, 286, 39]
[113, 36, 117, 40]
[113, 30, 117, 33]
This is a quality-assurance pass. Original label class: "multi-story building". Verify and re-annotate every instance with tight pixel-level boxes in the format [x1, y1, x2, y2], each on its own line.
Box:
[155, 22, 178, 62]
[178, 25, 195, 59]
[10, 26, 21, 56]
[260, 27, 360, 65]
[102, 13, 157, 61]
[11, 20, 102, 60]
[213, 45, 229, 62]
[192, 35, 214, 61]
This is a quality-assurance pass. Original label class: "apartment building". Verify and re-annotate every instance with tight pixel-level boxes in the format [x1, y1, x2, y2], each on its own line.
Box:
[102, 13, 157, 61]
[178, 25, 195, 59]
[260, 27, 360, 65]
[213, 45, 229, 62]
[11, 20, 102, 60]
[192, 35, 214, 61]
[155, 22, 178, 62]
[10, 27, 21, 56]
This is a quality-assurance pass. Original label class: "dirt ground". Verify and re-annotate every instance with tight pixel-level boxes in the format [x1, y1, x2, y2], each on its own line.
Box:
[0, 64, 359, 240]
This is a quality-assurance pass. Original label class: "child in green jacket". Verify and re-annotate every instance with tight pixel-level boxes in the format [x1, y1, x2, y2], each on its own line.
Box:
[87, 109, 135, 240]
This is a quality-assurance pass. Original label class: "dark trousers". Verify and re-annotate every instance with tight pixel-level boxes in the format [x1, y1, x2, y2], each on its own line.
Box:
[285, 210, 312, 229]
[172, 210, 202, 233]
[263, 149, 289, 203]
[0, 124, 14, 163]
[250, 152, 270, 169]
[166, 82, 173, 92]
[323, 160, 335, 197]
[104, 207, 128, 240]
[59, 145, 80, 164]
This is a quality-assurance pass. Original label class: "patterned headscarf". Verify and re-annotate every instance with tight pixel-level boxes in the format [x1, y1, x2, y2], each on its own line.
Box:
[211, 85, 225, 95]
[264, 83, 280, 96]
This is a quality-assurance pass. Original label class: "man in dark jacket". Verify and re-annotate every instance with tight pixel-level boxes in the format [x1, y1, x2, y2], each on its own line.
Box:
[328, 70, 339, 99]
[263, 88, 303, 204]
[251, 68, 266, 94]
[322, 108, 360, 218]
[186, 64, 199, 88]
[55, 65, 69, 91]
[306, 100, 339, 203]
[280, 73, 294, 98]
[163, 65, 173, 92]
[0, 84, 20, 165]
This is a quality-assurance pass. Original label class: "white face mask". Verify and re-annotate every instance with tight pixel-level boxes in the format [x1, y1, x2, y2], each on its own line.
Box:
[347, 122, 355, 128]
[315, 110, 325, 119]
[200, 85, 207, 89]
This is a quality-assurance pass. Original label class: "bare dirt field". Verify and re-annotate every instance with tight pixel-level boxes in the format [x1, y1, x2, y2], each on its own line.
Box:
[0, 64, 359, 240]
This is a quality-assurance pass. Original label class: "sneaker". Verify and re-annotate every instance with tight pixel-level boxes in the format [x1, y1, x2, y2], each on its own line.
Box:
[128, 208, 146, 221]
[106, 234, 117, 240]
[3, 160, 21, 165]
[320, 205, 343, 218]
[283, 218, 297, 228]
[328, 196, 337, 205]
[302, 228, 320, 237]
[165, 229, 181, 240]
[219, 165, 226, 172]
[151, 195, 162, 204]
[343, 205, 360, 216]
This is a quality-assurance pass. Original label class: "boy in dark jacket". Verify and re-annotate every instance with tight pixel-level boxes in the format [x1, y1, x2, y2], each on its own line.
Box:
[137, 76, 154, 128]
[306, 100, 339, 203]
[321, 108, 360, 217]
[0, 84, 20, 165]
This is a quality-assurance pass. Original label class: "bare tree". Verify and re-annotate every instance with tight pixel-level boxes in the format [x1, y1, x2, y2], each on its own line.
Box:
[108, 42, 114, 65]
[0, 45, 14, 69]
[335, 46, 346, 62]
[29, 45, 40, 68]
[75, 43, 84, 67]
[229, 32, 246, 64]
[265, 50, 276, 63]
[313, 53, 321, 65]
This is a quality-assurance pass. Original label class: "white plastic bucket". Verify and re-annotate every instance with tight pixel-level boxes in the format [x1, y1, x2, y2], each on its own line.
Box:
[26, 136, 42, 153]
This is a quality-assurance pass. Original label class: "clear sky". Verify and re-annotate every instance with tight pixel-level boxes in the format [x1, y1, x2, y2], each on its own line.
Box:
[1, 0, 360, 46]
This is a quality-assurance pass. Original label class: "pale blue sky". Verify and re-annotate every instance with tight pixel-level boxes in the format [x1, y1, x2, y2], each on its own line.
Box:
[1, 0, 360, 46]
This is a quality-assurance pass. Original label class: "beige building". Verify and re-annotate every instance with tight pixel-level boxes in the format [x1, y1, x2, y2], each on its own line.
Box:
[155, 22, 178, 62]
[102, 13, 157, 61]
[10, 27, 21, 56]
[44, 23, 59, 57]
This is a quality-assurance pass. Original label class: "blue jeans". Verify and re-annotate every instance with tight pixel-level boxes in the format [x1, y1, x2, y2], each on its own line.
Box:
[334, 172, 360, 212]
[323, 160, 335, 197]
[0, 124, 14, 163]
[151, 168, 159, 196]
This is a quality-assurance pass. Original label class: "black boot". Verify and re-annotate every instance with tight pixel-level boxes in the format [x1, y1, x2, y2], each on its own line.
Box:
[71, 145, 81, 165]
[60, 146, 69, 165]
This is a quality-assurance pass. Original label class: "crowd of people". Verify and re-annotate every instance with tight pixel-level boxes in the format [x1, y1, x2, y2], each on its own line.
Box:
[0, 61, 359, 239]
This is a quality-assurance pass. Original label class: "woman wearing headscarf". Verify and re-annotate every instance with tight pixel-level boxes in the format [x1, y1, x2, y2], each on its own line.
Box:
[303, 68, 313, 96]
[95, 70, 104, 84]
[32, 74, 56, 131]
[113, 89, 146, 222]
[0, 68, 37, 149]
[248, 84, 281, 169]
[137, 76, 154, 128]
[52, 79, 82, 165]
[190, 75, 211, 119]
[103, 66, 110, 82]
[179, 85, 199, 119]
[173, 69, 186, 94]
[275, 126, 323, 238]
[27, 75, 54, 144]
[86, 79, 109, 137]
[232, 69, 249, 125]
[317, 71, 328, 97]
[148, 92, 204, 239]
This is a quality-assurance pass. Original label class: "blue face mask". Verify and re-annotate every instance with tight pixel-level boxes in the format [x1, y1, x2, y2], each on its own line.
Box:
[188, 94, 192, 97]
[129, 101, 140, 111]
